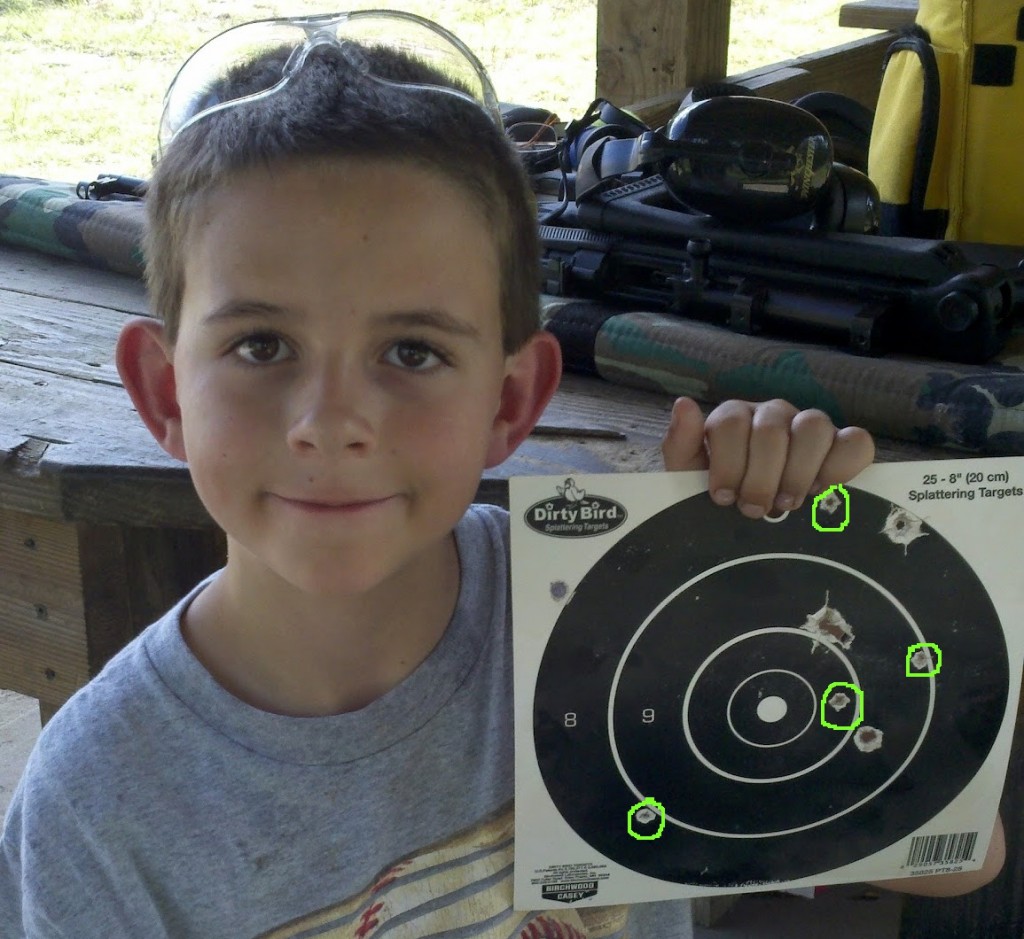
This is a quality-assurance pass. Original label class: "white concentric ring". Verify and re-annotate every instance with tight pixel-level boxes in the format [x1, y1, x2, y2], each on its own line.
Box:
[726, 668, 818, 749]
[684, 627, 859, 782]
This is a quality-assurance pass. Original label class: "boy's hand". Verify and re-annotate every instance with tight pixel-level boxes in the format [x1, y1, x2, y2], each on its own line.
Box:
[661, 397, 875, 519]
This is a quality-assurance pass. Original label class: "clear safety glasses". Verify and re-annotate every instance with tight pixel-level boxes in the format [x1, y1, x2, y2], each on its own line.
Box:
[157, 9, 503, 153]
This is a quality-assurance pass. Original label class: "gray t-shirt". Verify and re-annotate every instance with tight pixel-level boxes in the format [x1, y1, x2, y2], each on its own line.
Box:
[0, 504, 688, 938]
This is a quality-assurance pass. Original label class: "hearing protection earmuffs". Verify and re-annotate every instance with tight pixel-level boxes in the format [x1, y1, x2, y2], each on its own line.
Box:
[565, 92, 880, 233]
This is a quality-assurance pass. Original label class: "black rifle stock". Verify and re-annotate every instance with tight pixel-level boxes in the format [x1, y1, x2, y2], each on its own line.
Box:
[539, 176, 1024, 363]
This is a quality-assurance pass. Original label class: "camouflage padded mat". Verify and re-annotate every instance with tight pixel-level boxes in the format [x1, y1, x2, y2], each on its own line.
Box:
[0, 176, 144, 277]
[544, 300, 1024, 455]
[4, 175, 1024, 455]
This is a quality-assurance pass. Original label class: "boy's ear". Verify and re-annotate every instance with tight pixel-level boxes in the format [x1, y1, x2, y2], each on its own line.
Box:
[485, 329, 562, 468]
[115, 317, 187, 462]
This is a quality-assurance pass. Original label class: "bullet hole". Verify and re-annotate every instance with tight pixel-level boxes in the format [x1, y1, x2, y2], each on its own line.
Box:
[800, 592, 854, 649]
[828, 691, 852, 711]
[912, 648, 934, 671]
[818, 491, 843, 514]
[854, 726, 884, 752]
[882, 506, 927, 554]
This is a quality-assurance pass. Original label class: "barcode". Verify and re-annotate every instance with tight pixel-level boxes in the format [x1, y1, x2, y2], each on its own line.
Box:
[906, 831, 978, 867]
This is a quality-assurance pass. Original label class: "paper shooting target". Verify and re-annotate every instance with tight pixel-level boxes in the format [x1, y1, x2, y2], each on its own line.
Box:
[532, 486, 1008, 887]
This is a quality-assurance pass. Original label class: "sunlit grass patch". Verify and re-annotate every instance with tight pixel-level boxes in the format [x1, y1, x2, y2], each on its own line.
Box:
[0, 0, 875, 179]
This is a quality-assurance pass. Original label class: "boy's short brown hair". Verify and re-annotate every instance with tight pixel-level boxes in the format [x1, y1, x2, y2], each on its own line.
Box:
[145, 42, 540, 353]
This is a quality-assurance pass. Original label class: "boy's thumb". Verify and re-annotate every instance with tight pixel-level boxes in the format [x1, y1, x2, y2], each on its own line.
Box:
[661, 397, 710, 472]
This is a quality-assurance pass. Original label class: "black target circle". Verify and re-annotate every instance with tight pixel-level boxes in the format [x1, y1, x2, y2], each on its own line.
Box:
[533, 487, 1007, 886]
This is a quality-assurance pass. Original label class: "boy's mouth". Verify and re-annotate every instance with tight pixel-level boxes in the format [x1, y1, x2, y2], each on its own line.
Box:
[270, 493, 398, 514]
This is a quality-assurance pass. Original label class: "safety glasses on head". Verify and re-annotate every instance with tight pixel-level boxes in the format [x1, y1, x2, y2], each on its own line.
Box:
[157, 9, 501, 154]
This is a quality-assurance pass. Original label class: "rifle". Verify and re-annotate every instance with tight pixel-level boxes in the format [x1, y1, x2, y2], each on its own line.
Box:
[76, 174, 148, 202]
[539, 175, 1024, 363]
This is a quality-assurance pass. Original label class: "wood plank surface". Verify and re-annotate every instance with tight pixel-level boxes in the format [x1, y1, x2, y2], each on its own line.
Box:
[1, 247, 148, 313]
[2, 287, 126, 386]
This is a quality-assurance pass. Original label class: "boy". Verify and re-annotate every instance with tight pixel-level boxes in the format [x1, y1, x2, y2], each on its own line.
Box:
[0, 13, 1002, 937]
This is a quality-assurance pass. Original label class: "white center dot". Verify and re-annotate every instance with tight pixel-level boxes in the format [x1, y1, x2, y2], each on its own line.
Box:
[757, 695, 788, 723]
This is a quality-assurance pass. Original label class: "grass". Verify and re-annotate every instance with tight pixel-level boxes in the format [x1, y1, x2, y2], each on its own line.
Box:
[0, 0, 877, 181]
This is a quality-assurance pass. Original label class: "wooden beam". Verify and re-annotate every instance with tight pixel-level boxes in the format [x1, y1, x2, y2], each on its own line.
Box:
[839, 0, 917, 30]
[596, 0, 731, 105]
[627, 32, 894, 129]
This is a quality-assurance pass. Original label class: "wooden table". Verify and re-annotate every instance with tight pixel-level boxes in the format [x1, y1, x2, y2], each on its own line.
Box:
[1, 243, 1019, 937]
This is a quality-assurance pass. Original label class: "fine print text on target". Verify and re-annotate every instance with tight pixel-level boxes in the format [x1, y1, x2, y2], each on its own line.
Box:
[908, 467, 1022, 502]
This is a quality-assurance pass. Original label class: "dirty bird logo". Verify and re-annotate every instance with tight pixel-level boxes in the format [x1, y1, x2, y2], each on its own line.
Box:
[524, 478, 627, 538]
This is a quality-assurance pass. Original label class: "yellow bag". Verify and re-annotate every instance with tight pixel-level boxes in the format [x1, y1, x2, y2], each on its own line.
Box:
[868, 0, 1023, 244]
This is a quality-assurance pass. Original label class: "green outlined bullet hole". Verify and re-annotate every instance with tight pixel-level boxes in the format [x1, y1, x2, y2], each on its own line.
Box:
[907, 642, 942, 677]
[813, 484, 850, 532]
[628, 797, 666, 840]
[821, 681, 863, 730]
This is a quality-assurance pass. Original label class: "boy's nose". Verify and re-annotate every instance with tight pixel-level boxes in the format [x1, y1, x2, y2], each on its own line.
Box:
[285, 362, 380, 456]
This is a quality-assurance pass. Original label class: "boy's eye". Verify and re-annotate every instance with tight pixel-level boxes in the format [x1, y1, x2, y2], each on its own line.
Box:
[384, 340, 447, 371]
[233, 334, 291, 365]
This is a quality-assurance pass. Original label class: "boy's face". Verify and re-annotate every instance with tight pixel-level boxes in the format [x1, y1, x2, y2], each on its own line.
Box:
[165, 157, 520, 597]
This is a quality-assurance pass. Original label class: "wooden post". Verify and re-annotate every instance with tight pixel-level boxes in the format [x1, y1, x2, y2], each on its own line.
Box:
[596, 0, 732, 106]
[0, 506, 225, 725]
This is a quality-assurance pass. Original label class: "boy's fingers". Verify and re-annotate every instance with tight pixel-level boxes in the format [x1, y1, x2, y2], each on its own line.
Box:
[735, 400, 812, 515]
[772, 409, 841, 511]
[813, 425, 876, 490]
[661, 398, 876, 518]
[775, 423, 876, 513]
[704, 399, 797, 508]
[661, 397, 710, 471]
